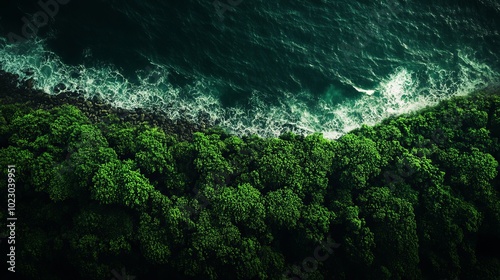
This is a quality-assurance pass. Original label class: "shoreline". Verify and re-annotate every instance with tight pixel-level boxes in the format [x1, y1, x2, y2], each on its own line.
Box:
[0, 70, 211, 140]
[2, 69, 499, 142]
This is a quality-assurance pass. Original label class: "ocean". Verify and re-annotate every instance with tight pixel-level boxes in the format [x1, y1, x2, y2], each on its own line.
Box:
[0, 0, 499, 138]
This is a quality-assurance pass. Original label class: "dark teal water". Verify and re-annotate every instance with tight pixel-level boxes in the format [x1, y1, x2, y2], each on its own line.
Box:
[0, 0, 499, 138]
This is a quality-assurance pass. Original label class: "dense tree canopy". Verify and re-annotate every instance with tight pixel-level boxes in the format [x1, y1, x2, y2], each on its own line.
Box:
[1, 92, 500, 279]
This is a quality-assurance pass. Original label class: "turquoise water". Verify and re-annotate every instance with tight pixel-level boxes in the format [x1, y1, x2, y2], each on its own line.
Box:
[0, 0, 499, 138]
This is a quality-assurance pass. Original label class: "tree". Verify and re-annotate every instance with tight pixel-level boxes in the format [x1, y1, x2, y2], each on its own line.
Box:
[49, 105, 91, 148]
[265, 188, 303, 229]
[192, 132, 233, 187]
[135, 127, 184, 193]
[64, 123, 117, 190]
[255, 138, 305, 193]
[357, 187, 420, 279]
[437, 147, 498, 202]
[9, 109, 53, 151]
[208, 183, 266, 234]
[300, 133, 338, 203]
[138, 212, 172, 264]
[332, 134, 382, 190]
[298, 203, 335, 243]
[418, 182, 482, 279]
[135, 127, 172, 174]
[103, 121, 140, 158]
[91, 159, 154, 211]
[30, 151, 72, 201]
[0, 146, 33, 184]
[66, 205, 135, 280]
[176, 208, 243, 279]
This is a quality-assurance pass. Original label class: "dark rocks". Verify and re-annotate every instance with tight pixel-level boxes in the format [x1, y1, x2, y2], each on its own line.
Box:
[91, 95, 104, 103]
[23, 79, 34, 90]
[54, 83, 66, 93]
[0, 69, 208, 141]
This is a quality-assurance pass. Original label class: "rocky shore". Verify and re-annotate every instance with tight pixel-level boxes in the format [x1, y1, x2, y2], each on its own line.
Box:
[0, 70, 212, 140]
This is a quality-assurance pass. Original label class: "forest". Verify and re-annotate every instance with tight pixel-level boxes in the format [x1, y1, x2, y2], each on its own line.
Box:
[1, 90, 500, 279]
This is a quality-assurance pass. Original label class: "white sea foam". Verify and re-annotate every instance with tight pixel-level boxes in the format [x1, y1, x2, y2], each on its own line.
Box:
[0, 38, 498, 140]
[352, 86, 375, 95]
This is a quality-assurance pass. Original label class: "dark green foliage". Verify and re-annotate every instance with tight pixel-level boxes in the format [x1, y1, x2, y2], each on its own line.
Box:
[0, 146, 33, 182]
[66, 205, 136, 280]
[192, 132, 233, 187]
[255, 138, 305, 192]
[138, 212, 172, 264]
[103, 121, 140, 158]
[358, 187, 420, 279]
[265, 188, 303, 229]
[2, 92, 500, 279]
[49, 105, 91, 148]
[333, 133, 382, 190]
[135, 127, 174, 175]
[92, 159, 154, 210]
[298, 203, 336, 243]
[209, 183, 266, 233]
[134, 127, 185, 193]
